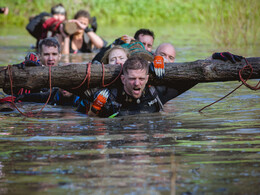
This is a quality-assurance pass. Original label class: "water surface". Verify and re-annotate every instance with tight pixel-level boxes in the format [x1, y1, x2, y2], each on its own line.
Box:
[0, 26, 259, 194]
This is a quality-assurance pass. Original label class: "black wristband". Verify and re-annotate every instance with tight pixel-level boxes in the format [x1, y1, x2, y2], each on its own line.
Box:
[84, 27, 93, 33]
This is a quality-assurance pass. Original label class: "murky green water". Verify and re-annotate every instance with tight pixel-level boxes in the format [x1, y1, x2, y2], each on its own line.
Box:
[0, 26, 259, 194]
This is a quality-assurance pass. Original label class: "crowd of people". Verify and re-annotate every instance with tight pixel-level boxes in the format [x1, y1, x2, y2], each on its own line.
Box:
[0, 4, 244, 117]
[25, 4, 107, 54]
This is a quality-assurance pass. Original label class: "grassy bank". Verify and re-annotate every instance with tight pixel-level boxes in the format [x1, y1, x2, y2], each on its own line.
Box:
[0, 0, 259, 46]
[207, 0, 260, 46]
[0, 0, 217, 26]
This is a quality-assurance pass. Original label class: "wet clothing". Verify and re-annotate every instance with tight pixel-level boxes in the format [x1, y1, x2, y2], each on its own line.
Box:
[41, 17, 63, 40]
[26, 12, 51, 40]
[15, 87, 80, 107]
[3, 87, 46, 97]
[26, 12, 61, 48]
[70, 32, 107, 54]
[77, 82, 197, 117]
[76, 99, 91, 114]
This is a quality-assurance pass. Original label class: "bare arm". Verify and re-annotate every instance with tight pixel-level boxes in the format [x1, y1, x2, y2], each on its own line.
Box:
[85, 31, 104, 49]
[71, 19, 104, 49]
[59, 24, 70, 54]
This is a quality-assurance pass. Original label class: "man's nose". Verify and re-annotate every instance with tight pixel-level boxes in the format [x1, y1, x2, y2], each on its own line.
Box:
[115, 58, 122, 65]
[163, 56, 170, 63]
[134, 79, 140, 86]
[49, 55, 54, 60]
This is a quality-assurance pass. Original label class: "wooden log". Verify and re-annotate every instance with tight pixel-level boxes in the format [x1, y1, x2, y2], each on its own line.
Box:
[0, 57, 259, 91]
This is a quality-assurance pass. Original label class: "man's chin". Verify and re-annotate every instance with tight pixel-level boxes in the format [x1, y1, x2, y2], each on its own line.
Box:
[132, 92, 142, 99]
[125, 88, 142, 99]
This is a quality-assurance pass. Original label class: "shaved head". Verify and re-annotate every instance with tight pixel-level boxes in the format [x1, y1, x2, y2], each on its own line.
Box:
[155, 43, 176, 63]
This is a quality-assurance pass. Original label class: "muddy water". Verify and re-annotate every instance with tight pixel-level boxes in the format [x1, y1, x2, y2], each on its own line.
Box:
[0, 26, 259, 194]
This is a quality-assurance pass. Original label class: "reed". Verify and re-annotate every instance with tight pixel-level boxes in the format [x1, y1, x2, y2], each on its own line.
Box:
[207, 0, 260, 46]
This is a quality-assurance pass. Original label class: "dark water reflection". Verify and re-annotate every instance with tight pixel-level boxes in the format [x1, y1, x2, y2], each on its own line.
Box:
[1, 83, 259, 194]
[0, 28, 260, 194]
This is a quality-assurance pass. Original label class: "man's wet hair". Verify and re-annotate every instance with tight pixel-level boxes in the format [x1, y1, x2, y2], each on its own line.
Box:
[123, 56, 149, 75]
[134, 29, 155, 40]
[38, 37, 61, 53]
[74, 10, 91, 20]
[51, 3, 66, 15]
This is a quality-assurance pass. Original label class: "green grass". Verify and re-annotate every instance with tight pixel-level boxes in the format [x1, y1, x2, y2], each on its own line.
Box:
[0, 0, 213, 26]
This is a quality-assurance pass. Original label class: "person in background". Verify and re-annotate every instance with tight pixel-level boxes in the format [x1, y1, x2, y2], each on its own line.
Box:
[4, 37, 81, 107]
[61, 10, 107, 54]
[38, 37, 61, 67]
[32, 37, 79, 106]
[8, 37, 60, 94]
[40, 4, 67, 49]
[117, 28, 155, 52]
[0, 7, 8, 15]
[101, 45, 130, 65]
[91, 28, 155, 63]
[134, 29, 155, 53]
[26, 4, 67, 49]
[51, 4, 66, 21]
[3, 37, 61, 96]
[155, 43, 176, 63]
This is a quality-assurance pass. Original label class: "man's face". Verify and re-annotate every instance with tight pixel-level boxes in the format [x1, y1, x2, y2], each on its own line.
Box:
[156, 44, 176, 63]
[138, 34, 153, 52]
[39, 45, 61, 66]
[121, 69, 149, 99]
[109, 49, 128, 65]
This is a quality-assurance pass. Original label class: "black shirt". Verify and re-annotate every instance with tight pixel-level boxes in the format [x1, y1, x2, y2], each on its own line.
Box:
[84, 82, 196, 117]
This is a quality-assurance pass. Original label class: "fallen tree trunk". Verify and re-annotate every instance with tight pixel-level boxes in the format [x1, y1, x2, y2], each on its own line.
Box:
[0, 57, 259, 91]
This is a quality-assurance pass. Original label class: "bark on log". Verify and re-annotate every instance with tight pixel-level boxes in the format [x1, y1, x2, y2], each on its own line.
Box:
[0, 57, 259, 91]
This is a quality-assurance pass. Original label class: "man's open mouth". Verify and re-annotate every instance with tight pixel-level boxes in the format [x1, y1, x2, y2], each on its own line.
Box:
[133, 88, 141, 94]
[47, 62, 55, 66]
